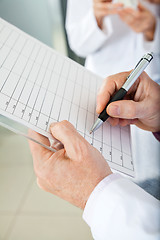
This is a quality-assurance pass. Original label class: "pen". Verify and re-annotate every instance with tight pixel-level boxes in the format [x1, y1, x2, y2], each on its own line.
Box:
[90, 52, 153, 134]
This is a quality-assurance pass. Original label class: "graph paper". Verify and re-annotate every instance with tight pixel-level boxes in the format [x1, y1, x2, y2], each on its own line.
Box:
[0, 18, 134, 176]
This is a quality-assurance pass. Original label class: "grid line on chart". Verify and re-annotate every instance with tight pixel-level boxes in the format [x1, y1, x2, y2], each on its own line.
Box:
[0, 28, 14, 52]
[0, 95, 131, 160]
[120, 127, 123, 167]
[26, 49, 52, 126]
[1, 63, 99, 94]
[32, 52, 53, 125]
[5, 41, 35, 113]
[3, 39, 28, 112]
[47, 57, 66, 126]
[0, 32, 21, 89]
[67, 64, 78, 124]
[0, 84, 132, 158]
[34, 53, 59, 131]
[46, 63, 66, 131]
[84, 74, 91, 140]
[0, 82, 100, 116]
[57, 60, 71, 122]
[12, 44, 41, 117]
[75, 70, 84, 130]
[1, 30, 26, 69]
[0, 26, 14, 50]
[92, 74, 98, 146]
[21, 47, 47, 115]
[101, 123, 104, 156]
[0, 25, 4, 34]
[129, 128, 134, 170]
[39, 54, 57, 130]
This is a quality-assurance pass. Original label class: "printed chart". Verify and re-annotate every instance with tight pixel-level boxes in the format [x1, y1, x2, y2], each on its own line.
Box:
[0, 18, 134, 176]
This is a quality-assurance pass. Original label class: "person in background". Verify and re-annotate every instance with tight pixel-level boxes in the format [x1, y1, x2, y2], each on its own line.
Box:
[66, 0, 160, 199]
[66, 0, 160, 82]
[147, 0, 160, 5]
[29, 71, 160, 240]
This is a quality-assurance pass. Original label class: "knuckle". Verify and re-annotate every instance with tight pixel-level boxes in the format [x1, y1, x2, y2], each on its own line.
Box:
[105, 76, 112, 83]
[98, 77, 111, 93]
[54, 120, 76, 137]
[74, 138, 90, 162]
[34, 165, 42, 178]
[126, 101, 136, 118]
[55, 120, 70, 130]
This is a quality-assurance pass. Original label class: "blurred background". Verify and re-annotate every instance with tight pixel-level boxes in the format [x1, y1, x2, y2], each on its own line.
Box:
[0, 0, 91, 239]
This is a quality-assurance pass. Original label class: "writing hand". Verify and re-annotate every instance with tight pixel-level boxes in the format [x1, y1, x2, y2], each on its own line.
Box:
[96, 71, 160, 132]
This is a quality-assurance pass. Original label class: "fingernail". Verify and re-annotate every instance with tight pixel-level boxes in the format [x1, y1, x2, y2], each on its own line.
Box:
[108, 105, 120, 116]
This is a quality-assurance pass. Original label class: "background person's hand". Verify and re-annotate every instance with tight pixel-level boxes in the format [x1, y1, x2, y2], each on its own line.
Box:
[93, 0, 123, 28]
[146, 0, 160, 4]
[118, 3, 156, 41]
[96, 71, 160, 132]
[29, 121, 112, 210]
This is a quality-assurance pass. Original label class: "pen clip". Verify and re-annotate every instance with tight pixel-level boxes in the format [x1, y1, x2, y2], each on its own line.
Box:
[133, 58, 143, 71]
[126, 58, 143, 80]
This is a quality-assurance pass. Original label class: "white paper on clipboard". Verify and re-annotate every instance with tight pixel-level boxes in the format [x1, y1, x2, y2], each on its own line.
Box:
[0, 18, 134, 177]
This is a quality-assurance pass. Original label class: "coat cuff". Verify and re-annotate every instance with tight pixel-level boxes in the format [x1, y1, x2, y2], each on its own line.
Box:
[83, 173, 122, 226]
[66, 9, 113, 56]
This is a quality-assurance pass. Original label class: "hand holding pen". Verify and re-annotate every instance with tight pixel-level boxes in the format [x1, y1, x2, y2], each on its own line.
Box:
[29, 70, 160, 211]
[90, 53, 159, 133]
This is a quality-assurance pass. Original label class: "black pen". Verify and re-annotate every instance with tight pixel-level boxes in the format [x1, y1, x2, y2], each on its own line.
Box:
[90, 52, 153, 134]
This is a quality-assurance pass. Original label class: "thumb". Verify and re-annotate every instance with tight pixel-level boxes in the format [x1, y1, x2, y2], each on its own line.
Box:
[107, 100, 146, 119]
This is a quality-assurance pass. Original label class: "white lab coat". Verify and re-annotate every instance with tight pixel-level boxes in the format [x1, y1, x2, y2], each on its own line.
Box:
[66, 1, 160, 239]
[66, 0, 160, 81]
[66, 0, 160, 182]
[83, 173, 160, 240]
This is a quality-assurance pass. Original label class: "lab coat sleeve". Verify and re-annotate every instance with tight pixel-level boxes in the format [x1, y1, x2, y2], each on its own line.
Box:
[141, 17, 160, 54]
[83, 173, 160, 240]
[139, 17, 160, 83]
[66, 0, 113, 57]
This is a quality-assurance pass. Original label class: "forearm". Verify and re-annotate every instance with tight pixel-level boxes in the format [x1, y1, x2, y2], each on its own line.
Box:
[143, 14, 156, 41]
[83, 173, 160, 240]
[142, 17, 160, 54]
[66, 0, 113, 56]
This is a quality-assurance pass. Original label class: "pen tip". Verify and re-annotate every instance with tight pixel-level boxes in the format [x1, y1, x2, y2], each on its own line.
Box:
[89, 130, 93, 134]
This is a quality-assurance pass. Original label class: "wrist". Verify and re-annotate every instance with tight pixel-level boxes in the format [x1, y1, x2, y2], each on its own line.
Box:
[143, 16, 156, 41]
[81, 170, 113, 210]
[83, 173, 122, 225]
[96, 16, 104, 29]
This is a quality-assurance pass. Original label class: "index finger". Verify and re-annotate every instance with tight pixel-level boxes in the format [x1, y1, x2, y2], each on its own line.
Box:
[96, 71, 131, 114]
[118, 7, 139, 17]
